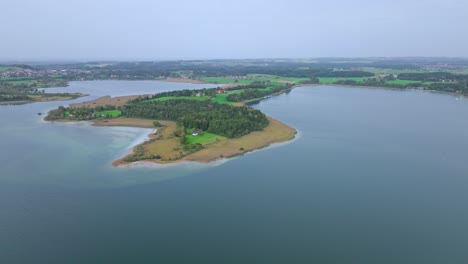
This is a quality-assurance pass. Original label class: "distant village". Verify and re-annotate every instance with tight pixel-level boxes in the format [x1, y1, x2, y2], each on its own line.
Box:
[0, 68, 94, 79]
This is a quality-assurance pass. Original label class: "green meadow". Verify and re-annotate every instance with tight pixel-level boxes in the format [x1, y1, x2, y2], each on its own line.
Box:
[96, 110, 122, 118]
[383, 79, 423, 85]
[185, 131, 226, 145]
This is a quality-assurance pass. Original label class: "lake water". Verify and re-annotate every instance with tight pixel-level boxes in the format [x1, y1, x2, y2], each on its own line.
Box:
[2, 81, 468, 263]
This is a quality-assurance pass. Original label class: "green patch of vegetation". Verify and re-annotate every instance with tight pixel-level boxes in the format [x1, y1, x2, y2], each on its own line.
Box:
[96, 110, 122, 118]
[211, 93, 234, 104]
[257, 86, 274, 92]
[384, 79, 422, 85]
[212, 89, 245, 104]
[147, 96, 210, 102]
[185, 130, 226, 145]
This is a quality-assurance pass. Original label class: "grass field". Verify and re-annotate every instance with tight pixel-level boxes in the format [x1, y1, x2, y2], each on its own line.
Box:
[96, 110, 122, 118]
[212, 93, 232, 104]
[384, 79, 423, 85]
[212, 90, 244, 104]
[147, 96, 210, 102]
[185, 131, 226, 145]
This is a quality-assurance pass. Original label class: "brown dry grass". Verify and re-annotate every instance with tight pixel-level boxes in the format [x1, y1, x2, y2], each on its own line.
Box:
[70, 95, 139, 108]
[112, 120, 191, 165]
[110, 116, 296, 166]
[140, 121, 187, 161]
[182, 117, 296, 162]
[92, 117, 155, 128]
[30, 94, 87, 102]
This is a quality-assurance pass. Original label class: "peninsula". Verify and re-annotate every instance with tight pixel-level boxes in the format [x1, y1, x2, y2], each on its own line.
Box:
[6, 58, 468, 165]
[45, 80, 298, 165]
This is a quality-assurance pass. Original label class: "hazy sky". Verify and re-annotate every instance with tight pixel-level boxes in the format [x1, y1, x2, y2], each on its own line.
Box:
[2, 0, 468, 60]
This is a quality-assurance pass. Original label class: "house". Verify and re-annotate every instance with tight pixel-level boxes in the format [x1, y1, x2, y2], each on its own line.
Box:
[192, 132, 199, 136]
[216, 89, 225, 94]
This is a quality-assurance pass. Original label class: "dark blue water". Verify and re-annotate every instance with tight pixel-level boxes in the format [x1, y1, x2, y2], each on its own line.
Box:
[2, 83, 468, 263]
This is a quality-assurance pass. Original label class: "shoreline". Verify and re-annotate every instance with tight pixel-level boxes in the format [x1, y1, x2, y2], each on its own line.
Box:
[45, 78, 464, 168]
[163, 78, 207, 84]
[301, 83, 466, 98]
[47, 116, 295, 167]
[109, 116, 297, 166]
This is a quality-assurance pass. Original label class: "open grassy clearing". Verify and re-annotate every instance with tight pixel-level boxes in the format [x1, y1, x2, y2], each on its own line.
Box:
[185, 131, 226, 145]
[212, 89, 244, 104]
[96, 110, 122, 118]
[383, 79, 423, 85]
[211, 93, 232, 104]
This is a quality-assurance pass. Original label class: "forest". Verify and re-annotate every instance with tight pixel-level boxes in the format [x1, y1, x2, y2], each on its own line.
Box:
[46, 99, 269, 138]
[123, 100, 269, 138]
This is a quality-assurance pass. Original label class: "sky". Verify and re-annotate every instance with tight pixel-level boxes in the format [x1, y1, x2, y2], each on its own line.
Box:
[1, 0, 468, 60]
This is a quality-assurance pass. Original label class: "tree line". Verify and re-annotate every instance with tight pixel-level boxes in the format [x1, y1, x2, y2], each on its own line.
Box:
[122, 100, 269, 138]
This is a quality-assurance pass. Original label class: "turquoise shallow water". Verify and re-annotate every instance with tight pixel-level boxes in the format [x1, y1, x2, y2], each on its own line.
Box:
[1, 82, 468, 263]
[1, 81, 222, 188]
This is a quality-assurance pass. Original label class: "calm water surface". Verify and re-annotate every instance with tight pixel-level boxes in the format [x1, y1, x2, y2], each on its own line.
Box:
[1, 82, 468, 263]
